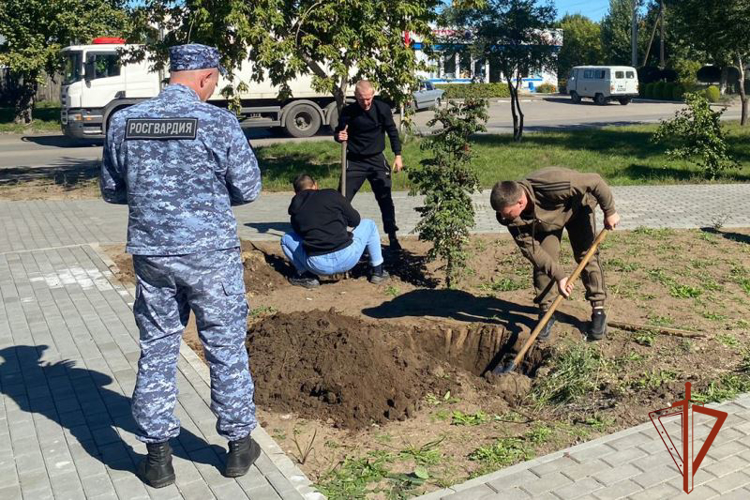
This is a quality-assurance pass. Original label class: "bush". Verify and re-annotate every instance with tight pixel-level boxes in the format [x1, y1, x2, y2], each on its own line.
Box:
[672, 84, 685, 101]
[653, 92, 737, 179]
[535, 83, 556, 94]
[654, 81, 667, 100]
[664, 82, 675, 100]
[558, 79, 567, 93]
[705, 85, 720, 103]
[435, 83, 510, 99]
[644, 82, 655, 99]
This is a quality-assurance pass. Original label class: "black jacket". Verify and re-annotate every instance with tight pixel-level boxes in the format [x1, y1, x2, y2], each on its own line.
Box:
[334, 99, 401, 157]
[289, 189, 361, 256]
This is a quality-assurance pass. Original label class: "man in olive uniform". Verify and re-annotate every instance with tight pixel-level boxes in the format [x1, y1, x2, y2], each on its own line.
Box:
[101, 44, 262, 488]
[334, 80, 403, 250]
[490, 167, 621, 341]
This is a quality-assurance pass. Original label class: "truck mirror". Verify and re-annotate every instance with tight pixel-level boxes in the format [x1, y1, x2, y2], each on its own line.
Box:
[84, 55, 95, 82]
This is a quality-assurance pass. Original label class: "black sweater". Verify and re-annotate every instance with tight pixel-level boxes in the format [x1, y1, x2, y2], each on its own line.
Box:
[334, 100, 401, 157]
[289, 189, 361, 256]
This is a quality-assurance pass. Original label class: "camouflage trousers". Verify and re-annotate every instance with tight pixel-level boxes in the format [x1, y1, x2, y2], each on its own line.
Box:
[131, 248, 256, 443]
[534, 206, 607, 311]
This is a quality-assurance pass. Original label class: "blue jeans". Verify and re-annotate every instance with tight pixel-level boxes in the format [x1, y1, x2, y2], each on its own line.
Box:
[281, 219, 383, 276]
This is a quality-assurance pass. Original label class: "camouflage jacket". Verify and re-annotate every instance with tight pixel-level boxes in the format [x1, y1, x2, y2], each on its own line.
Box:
[101, 84, 261, 255]
[497, 167, 616, 280]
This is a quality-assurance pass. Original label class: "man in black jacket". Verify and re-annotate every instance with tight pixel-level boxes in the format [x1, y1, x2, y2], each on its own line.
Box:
[280, 174, 389, 288]
[334, 80, 403, 250]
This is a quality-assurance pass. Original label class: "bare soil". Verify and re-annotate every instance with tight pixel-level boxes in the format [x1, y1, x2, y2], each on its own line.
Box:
[105, 228, 750, 498]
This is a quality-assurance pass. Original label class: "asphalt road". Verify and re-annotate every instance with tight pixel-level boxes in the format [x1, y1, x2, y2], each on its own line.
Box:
[0, 97, 741, 170]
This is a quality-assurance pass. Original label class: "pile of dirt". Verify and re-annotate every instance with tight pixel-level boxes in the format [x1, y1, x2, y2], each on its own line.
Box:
[240, 241, 289, 294]
[247, 309, 542, 429]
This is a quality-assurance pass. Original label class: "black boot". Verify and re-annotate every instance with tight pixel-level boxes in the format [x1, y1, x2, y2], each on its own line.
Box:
[225, 435, 261, 478]
[288, 271, 320, 289]
[536, 310, 556, 342]
[369, 263, 390, 284]
[589, 308, 607, 341]
[138, 442, 175, 489]
[388, 232, 402, 251]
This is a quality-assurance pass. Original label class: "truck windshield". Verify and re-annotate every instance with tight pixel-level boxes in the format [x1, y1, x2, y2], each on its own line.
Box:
[63, 52, 83, 85]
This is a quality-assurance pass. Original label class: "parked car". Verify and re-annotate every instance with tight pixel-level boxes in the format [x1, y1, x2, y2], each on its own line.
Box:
[412, 80, 445, 110]
[567, 65, 639, 105]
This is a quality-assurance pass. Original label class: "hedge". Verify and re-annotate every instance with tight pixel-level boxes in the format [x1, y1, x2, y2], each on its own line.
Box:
[672, 84, 685, 100]
[535, 83, 557, 94]
[654, 81, 667, 100]
[705, 85, 720, 103]
[435, 83, 511, 99]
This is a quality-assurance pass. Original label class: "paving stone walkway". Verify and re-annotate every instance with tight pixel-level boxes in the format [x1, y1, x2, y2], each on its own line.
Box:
[1, 183, 750, 499]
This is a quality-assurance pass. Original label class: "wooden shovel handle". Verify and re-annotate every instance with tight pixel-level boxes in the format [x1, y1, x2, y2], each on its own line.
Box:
[340, 140, 347, 196]
[510, 229, 610, 369]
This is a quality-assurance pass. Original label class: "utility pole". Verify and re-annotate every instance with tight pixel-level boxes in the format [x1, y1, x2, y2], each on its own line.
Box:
[659, 0, 666, 69]
[631, 0, 638, 67]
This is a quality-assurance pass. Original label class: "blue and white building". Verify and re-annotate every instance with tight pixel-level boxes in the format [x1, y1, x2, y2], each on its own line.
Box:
[412, 28, 562, 93]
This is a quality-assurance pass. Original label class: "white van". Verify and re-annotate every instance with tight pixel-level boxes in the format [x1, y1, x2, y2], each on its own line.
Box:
[567, 66, 639, 105]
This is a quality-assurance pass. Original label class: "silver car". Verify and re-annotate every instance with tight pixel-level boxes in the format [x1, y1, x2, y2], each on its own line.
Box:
[412, 80, 445, 110]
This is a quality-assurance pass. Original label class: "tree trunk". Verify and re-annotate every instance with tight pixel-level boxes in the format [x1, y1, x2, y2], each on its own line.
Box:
[720, 67, 728, 95]
[506, 77, 520, 141]
[11, 77, 36, 125]
[737, 53, 747, 126]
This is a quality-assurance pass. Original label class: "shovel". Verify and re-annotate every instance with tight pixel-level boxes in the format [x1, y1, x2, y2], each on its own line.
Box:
[493, 228, 610, 375]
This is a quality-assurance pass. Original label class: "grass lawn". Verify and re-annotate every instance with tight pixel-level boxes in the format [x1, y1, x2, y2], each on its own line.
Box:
[0, 102, 61, 134]
[255, 121, 750, 191]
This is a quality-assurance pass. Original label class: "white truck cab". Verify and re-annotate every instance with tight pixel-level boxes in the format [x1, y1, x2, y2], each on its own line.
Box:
[60, 38, 351, 141]
[567, 65, 639, 105]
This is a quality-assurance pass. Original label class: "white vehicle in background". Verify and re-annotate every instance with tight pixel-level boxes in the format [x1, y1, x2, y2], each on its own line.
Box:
[60, 38, 354, 141]
[566, 65, 639, 105]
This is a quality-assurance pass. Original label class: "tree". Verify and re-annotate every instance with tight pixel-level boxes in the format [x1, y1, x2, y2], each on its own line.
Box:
[0, 0, 128, 123]
[666, 0, 750, 125]
[600, 0, 641, 65]
[450, 0, 558, 142]
[129, 0, 439, 119]
[652, 92, 737, 179]
[408, 99, 488, 288]
[557, 14, 603, 82]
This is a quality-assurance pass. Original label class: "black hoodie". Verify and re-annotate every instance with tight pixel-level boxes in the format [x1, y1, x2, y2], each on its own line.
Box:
[288, 189, 361, 256]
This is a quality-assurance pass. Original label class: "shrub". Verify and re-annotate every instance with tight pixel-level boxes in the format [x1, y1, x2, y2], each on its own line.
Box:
[705, 85, 720, 103]
[654, 81, 667, 100]
[535, 83, 557, 94]
[558, 78, 567, 93]
[672, 84, 685, 101]
[652, 92, 738, 179]
[664, 82, 675, 100]
[435, 83, 510, 99]
[644, 82, 655, 99]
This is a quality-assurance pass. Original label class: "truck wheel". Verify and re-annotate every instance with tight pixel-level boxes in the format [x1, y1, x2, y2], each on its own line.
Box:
[570, 92, 581, 104]
[594, 93, 607, 106]
[619, 97, 631, 105]
[284, 103, 322, 138]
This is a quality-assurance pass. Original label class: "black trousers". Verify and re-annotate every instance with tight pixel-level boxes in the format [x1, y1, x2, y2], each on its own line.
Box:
[341, 153, 398, 234]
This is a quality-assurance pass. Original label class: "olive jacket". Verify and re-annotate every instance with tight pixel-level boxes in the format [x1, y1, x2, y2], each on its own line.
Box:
[497, 167, 616, 281]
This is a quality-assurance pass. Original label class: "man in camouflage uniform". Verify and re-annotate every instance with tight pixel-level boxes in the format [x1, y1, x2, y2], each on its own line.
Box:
[101, 44, 262, 488]
[490, 167, 621, 342]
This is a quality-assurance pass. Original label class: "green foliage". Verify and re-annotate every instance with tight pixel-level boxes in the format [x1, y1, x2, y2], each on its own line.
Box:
[557, 14, 604, 81]
[693, 372, 750, 403]
[634, 330, 656, 347]
[669, 284, 702, 299]
[319, 451, 393, 499]
[478, 277, 527, 292]
[535, 83, 557, 94]
[644, 82, 655, 99]
[408, 99, 489, 288]
[436, 83, 510, 99]
[449, 0, 558, 141]
[654, 81, 666, 100]
[468, 437, 534, 470]
[532, 342, 607, 407]
[129, 1, 439, 119]
[451, 410, 489, 426]
[671, 57, 702, 89]
[653, 92, 739, 179]
[0, 0, 128, 123]
[672, 84, 685, 101]
[601, 0, 639, 65]
[705, 85, 721, 103]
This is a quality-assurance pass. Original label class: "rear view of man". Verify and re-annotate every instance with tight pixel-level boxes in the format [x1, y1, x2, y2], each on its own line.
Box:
[334, 80, 403, 250]
[281, 174, 388, 288]
[490, 167, 621, 342]
[101, 44, 262, 487]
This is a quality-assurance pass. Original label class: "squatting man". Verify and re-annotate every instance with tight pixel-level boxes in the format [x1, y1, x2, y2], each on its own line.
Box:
[491, 167, 621, 342]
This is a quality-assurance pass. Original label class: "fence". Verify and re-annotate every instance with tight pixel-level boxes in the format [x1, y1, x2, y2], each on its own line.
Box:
[0, 69, 62, 105]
